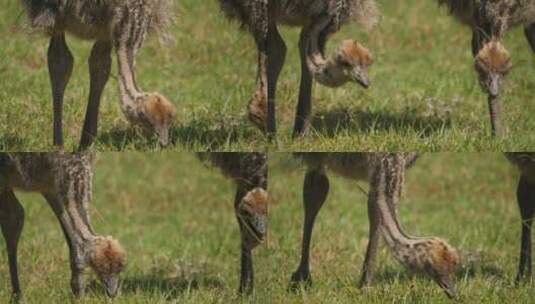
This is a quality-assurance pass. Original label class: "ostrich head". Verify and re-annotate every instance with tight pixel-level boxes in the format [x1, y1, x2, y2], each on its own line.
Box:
[237, 187, 268, 249]
[130, 93, 176, 146]
[406, 238, 460, 298]
[475, 41, 512, 97]
[316, 40, 373, 88]
[89, 236, 127, 298]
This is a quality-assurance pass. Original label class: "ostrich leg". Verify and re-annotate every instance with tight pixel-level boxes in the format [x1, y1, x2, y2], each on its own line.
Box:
[524, 22, 535, 52]
[359, 189, 381, 287]
[79, 40, 112, 150]
[0, 189, 25, 299]
[516, 174, 535, 282]
[293, 18, 329, 137]
[291, 168, 330, 286]
[267, 23, 287, 137]
[48, 34, 74, 147]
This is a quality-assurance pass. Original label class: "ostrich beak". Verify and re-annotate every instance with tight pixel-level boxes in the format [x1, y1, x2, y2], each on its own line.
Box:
[488, 74, 501, 97]
[102, 276, 120, 298]
[435, 275, 457, 299]
[351, 69, 370, 88]
[238, 210, 267, 245]
[155, 125, 170, 147]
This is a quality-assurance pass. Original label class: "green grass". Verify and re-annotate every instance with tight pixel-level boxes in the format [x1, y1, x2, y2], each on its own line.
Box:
[268, 153, 533, 303]
[268, 0, 535, 151]
[0, 153, 271, 303]
[0, 153, 532, 303]
[0, 1, 266, 151]
[3, 1, 535, 151]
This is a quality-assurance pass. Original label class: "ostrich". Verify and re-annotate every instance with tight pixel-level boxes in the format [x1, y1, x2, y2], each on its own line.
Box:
[437, 0, 535, 136]
[197, 152, 268, 294]
[20, 0, 176, 149]
[218, 1, 270, 133]
[0, 152, 126, 299]
[269, 0, 378, 137]
[506, 152, 535, 282]
[290, 153, 459, 298]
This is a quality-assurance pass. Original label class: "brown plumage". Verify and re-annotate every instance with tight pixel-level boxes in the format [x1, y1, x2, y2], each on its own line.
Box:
[339, 40, 373, 66]
[475, 41, 512, 74]
[90, 236, 127, 277]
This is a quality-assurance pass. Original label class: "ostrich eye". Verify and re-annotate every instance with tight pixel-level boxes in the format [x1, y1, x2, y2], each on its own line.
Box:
[340, 61, 352, 68]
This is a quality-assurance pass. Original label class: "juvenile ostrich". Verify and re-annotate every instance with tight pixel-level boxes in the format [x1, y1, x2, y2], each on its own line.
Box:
[218, 1, 269, 133]
[197, 152, 268, 294]
[269, 0, 378, 137]
[0, 153, 126, 299]
[437, 0, 535, 136]
[506, 152, 535, 282]
[290, 153, 459, 298]
[21, 0, 176, 149]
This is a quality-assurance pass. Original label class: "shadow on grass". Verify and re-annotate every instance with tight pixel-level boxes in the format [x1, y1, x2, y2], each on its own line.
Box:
[121, 274, 225, 298]
[97, 115, 260, 150]
[87, 273, 225, 300]
[310, 106, 452, 138]
[364, 256, 505, 288]
[371, 262, 504, 285]
[0, 134, 26, 151]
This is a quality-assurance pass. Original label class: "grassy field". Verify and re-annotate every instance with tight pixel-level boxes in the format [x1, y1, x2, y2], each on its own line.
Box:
[270, 0, 535, 151]
[0, 153, 532, 303]
[0, 153, 271, 303]
[2, 1, 535, 151]
[268, 153, 532, 303]
[0, 1, 265, 151]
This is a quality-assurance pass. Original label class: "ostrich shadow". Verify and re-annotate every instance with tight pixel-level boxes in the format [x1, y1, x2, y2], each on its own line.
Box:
[87, 271, 225, 300]
[371, 261, 505, 284]
[356, 255, 506, 289]
[309, 106, 452, 138]
[97, 115, 261, 151]
[0, 134, 27, 151]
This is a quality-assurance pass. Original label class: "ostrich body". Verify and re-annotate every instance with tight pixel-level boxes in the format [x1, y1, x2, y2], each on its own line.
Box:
[291, 153, 459, 298]
[0, 153, 126, 299]
[506, 152, 535, 282]
[198, 152, 268, 294]
[269, 0, 377, 137]
[20, 0, 176, 149]
[438, 0, 535, 136]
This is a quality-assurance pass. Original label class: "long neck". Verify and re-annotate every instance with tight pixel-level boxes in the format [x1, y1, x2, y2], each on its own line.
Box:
[116, 46, 144, 123]
[303, 16, 347, 88]
[369, 154, 429, 268]
[48, 166, 97, 257]
[306, 51, 348, 88]
[63, 175, 97, 249]
[66, 198, 96, 247]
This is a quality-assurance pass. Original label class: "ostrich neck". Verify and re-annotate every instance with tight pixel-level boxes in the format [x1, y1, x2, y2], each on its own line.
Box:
[373, 171, 414, 247]
[45, 190, 97, 263]
[116, 48, 144, 122]
[304, 15, 347, 88]
[63, 193, 97, 246]
[306, 52, 347, 88]
[370, 158, 428, 268]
